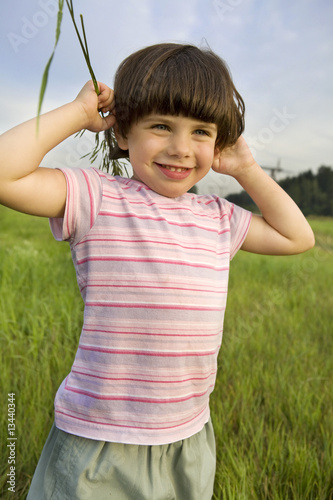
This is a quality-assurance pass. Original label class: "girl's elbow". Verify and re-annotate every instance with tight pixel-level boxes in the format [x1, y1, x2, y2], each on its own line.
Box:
[295, 229, 315, 254]
[306, 231, 316, 251]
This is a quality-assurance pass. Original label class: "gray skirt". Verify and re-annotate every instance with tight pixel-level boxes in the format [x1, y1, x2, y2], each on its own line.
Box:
[27, 419, 216, 500]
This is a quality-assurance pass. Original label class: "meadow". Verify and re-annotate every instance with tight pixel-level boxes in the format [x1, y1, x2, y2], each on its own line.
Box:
[0, 206, 332, 499]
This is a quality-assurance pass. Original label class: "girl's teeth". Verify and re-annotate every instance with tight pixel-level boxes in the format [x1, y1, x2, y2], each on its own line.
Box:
[165, 166, 187, 172]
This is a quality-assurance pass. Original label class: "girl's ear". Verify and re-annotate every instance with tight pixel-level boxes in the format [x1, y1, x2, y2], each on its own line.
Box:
[113, 122, 128, 151]
[212, 146, 221, 171]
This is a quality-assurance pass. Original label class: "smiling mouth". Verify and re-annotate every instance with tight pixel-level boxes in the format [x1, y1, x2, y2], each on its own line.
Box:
[157, 163, 191, 172]
[156, 163, 193, 180]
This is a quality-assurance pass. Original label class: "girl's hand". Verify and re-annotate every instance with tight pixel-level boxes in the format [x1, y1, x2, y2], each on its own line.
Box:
[212, 136, 257, 179]
[75, 81, 116, 133]
[211, 136, 314, 255]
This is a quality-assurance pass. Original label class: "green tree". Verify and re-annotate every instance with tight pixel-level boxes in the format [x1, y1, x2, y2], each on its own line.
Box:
[226, 166, 333, 216]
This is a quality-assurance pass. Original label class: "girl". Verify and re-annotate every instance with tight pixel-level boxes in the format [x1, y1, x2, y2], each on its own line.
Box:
[0, 43, 314, 499]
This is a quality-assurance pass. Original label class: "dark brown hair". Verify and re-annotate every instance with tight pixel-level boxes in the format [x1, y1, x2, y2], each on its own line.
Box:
[109, 43, 245, 159]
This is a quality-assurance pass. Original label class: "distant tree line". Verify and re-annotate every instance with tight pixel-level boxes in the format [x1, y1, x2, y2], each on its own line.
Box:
[226, 165, 333, 216]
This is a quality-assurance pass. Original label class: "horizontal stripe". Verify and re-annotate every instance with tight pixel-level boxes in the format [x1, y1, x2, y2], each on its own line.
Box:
[56, 406, 207, 431]
[103, 192, 229, 219]
[77, 255, 229, 272]
[77, 236, 229, 256]
[78, 344, 219, 357]
[71, 369, 216, 384]
[81, 327, 220, 337]
[99, 210, 230, 235]
[81, 284, 226, 294]
[84, 301, 224, 311]
[65, 383, 215, 404]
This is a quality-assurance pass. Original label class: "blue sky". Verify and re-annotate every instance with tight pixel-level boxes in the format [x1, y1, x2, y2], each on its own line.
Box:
[0, 0, 332, 195]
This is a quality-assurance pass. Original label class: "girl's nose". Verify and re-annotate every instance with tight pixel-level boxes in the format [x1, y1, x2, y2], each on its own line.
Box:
[167, 133, 191, 158]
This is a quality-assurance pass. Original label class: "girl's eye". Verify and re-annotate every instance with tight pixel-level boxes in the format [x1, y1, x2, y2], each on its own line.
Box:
[153, 124, 168, 131]
[195, 129, 209, 136]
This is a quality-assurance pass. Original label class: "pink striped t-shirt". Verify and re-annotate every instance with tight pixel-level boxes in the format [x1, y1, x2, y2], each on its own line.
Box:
[50, 167, 252, 445]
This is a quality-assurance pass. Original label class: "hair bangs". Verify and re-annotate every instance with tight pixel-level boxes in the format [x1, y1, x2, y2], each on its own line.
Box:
[141, 56, 225, 127]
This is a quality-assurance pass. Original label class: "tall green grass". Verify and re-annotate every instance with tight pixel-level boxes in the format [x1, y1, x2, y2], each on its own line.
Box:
[0, 207, 83, 499]
[0, 206, 332, 499]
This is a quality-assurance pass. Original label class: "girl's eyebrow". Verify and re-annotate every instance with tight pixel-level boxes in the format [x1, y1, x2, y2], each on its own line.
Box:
[142, 115, 217, 131]
[141, 115, 177, 125]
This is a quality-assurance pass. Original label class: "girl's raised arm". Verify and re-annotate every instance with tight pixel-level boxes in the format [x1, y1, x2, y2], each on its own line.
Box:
[0, 81, 115, 218]
[212, 136, 315, 255]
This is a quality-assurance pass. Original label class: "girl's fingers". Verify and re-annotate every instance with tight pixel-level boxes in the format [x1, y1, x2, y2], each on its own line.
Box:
[99, 99, 115, 114]
[102, 113, 117, 131]
[98, 84, 114, 100]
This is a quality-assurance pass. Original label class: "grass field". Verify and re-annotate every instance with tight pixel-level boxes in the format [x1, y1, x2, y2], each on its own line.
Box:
[0, 206, 332, 499]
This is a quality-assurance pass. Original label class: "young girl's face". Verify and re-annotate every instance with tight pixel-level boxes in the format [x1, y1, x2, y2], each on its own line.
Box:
[116, 114, 220, 198]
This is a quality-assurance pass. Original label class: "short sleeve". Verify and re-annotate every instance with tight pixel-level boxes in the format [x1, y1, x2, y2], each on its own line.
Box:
[227, 202, 252, 260]
[49, 167, 103, 245]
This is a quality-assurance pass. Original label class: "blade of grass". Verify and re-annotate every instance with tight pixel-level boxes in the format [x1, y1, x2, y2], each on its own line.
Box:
[80, 15, 99, 95]
[64, 2, 128, 176]
[36, 0, 127, 176]
[36, 0, 64, 133]
[65, 0, 99, 95]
